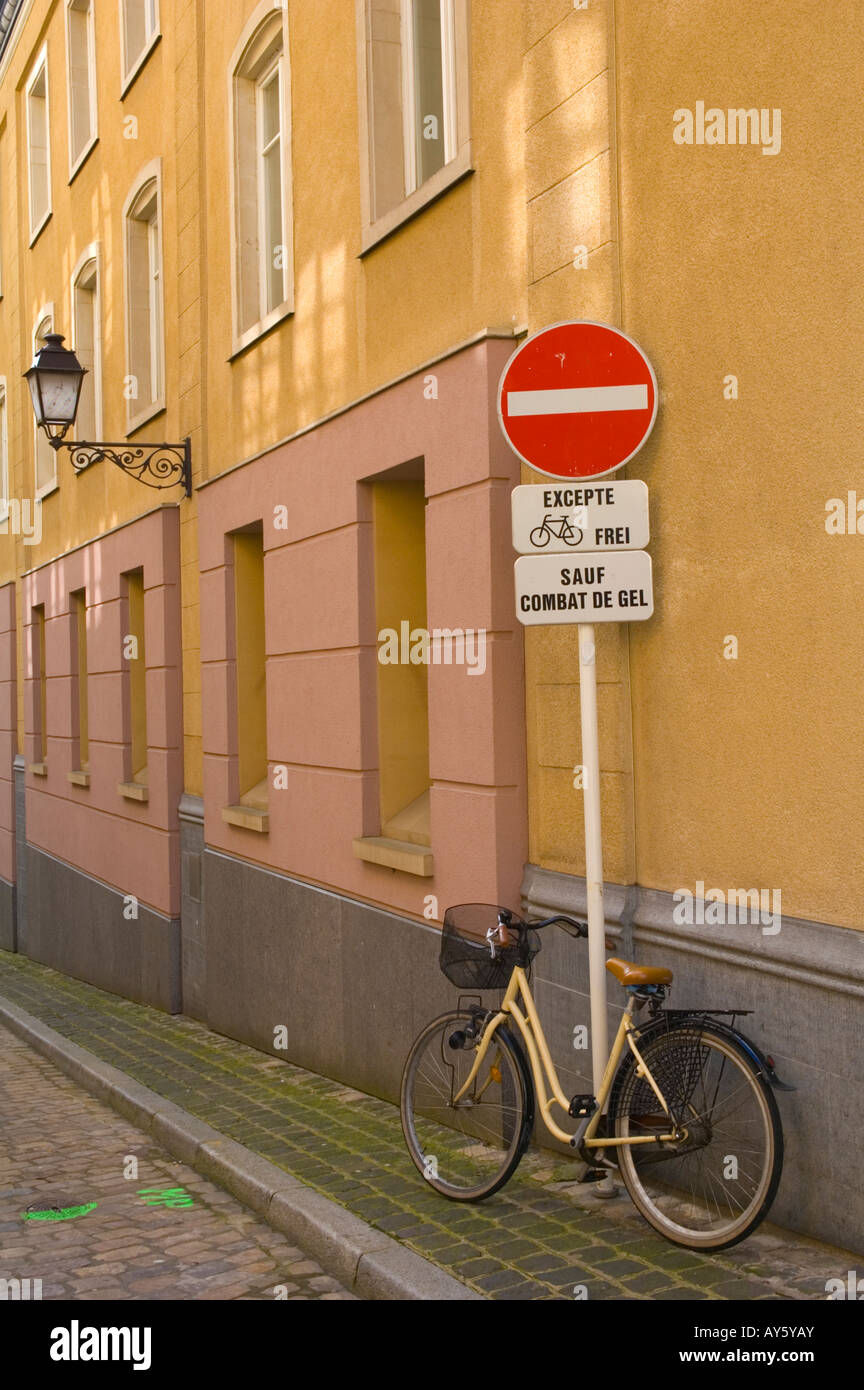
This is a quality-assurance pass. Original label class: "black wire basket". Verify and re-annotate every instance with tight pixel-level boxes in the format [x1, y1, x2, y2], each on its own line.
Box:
[439, 904, 541, 990]
[619, 1018, 709, 1120]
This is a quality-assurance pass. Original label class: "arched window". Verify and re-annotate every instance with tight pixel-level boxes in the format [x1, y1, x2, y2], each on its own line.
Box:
[71, 248, 101, 442]
[230, 4, 293, 349]
[124, 167, 164, 429]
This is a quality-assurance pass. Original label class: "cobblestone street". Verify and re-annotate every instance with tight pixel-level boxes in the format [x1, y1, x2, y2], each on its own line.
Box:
[0, 1024, 355, 1301]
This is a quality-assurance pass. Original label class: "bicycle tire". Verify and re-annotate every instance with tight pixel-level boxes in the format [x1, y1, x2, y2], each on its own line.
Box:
[609, 1020, 783, 1250]
[400, 1009, 534, 1202]
[529, 526, 550, 547]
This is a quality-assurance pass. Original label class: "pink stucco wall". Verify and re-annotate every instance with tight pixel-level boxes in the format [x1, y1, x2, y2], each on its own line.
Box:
[199, 337, 528, 921]
[22, 507, 183, 916]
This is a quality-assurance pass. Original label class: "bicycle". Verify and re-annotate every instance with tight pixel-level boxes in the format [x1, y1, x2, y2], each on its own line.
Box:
[401, 904, 792, 1251]
[529, 513, 583, 548]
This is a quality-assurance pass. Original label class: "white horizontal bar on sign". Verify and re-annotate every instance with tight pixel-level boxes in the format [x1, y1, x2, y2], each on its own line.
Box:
[507, 385, 648, 417]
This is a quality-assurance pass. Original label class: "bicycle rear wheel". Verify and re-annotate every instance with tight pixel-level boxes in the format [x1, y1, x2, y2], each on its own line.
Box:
[610, 1020, 783, 1250]
[400, 1009, 533, 1201]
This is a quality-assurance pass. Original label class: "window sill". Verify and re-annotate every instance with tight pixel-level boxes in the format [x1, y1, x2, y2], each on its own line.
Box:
[120, 31, 162, 99]
[126, 400, 166, 438]
[360, 147, 474, 257]
[118, 781, 148, 803]
[68, 770, 90, 788]
[353, 836, 434, 877]
[228, 302, 294, 362]
[35, 479, 58, 502]
[28, 209, 53, 249]
[68, 134, 99, 186]
[29, 762, 48, 777]
[222, 804, 269, 833]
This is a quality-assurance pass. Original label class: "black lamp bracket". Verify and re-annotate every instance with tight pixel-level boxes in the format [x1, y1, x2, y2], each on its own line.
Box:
[51, 436, 192, 497]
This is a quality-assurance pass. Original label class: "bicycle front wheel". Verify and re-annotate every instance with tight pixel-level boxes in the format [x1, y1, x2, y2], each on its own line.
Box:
[610, 1021, 783, 1250]
[400, 1010, 533, 1201]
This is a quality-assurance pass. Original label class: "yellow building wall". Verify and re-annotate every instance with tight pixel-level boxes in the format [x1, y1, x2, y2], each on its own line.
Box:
[522, 0, 637, 888]
[0, 0, 529, 794]
[615, 0, 864, 929]
[200, 0, 527, 473]
[1, 0, 858, 934]
[0, 0, 207, 783]
[520, 0, 864, 931]
[372, 480, 429, 830]
[233, 527, 267, 799]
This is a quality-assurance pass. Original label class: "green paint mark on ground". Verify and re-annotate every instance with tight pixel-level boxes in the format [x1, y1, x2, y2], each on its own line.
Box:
[22, 1202, 98, 1222]
[137, 1186, 195, 1208]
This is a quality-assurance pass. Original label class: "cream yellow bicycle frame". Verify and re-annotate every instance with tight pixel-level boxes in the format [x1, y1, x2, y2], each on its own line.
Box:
[453, 966, 678, 1148]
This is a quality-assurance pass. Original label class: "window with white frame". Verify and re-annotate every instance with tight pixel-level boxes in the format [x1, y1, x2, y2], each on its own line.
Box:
[404, 0, 455, 190]
[0, 380, 8, 513]
[71, 252, 100, 441]
[26, 49, 51, 240]
[120, 0, 159, 87]
[67, 0, 98, 173]
[361, 0, 470, 238]
[230, 6, 293, 346]
[33, 313, 58, 495]
[124, 174, 163, 427]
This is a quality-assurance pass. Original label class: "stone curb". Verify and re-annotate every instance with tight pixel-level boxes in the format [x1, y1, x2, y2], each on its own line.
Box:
[0, 995, 482, 1302]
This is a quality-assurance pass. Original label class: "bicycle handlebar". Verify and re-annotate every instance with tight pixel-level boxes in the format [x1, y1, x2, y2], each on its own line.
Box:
[528, 915, 617, 951]
[529, 914, 588, 937]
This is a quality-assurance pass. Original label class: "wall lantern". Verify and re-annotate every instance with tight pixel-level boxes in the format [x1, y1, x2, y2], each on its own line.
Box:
[24, 334, 191, 496]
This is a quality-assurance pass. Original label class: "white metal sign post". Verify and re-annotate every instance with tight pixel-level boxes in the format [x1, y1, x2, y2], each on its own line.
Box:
[500, 323, 658, 1099]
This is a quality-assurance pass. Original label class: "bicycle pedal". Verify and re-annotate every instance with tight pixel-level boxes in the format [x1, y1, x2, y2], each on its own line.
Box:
[580, 1168, 610, 1184]
[568, 1093, 597, 1119]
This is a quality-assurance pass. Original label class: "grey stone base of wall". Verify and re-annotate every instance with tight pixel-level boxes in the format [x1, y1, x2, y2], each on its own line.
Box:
[13, 756, 25, 953]
[200, 848, 475, 1101]
[179, 794, 205, 1021]
[23, 844, 181, 1013]
[0, 876, 15, 952]
[522, 863, 864, 1254]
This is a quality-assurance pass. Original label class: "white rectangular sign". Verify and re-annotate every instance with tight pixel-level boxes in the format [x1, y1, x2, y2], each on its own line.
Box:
[511, 479, 649, 554]
[515, 550, 654, 625]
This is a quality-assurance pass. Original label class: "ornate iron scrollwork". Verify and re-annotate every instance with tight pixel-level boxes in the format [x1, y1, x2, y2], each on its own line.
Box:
[57, 438, 191, 496]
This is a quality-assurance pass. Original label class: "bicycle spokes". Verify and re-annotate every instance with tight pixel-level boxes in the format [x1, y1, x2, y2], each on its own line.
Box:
[401, 1011, 532, 1200]
[614, 1026, 781, 1248]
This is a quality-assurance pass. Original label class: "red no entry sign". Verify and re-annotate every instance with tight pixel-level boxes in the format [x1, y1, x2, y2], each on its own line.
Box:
[497, 321, 658, 480]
